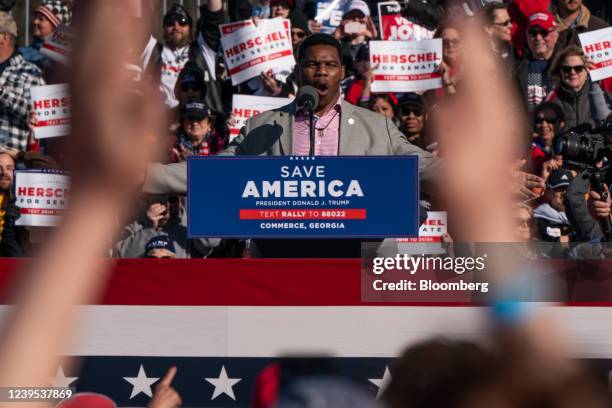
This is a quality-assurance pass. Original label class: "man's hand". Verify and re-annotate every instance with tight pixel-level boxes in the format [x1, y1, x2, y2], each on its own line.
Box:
[308, 20, 322, 33]
[541, 157, 562, 181]
[147, 203, 169, 229]
[589, 186, 611, 219]
[511, 159, 545, 200]
[149, 366, 182, 408]
[260, 71, 282, 95]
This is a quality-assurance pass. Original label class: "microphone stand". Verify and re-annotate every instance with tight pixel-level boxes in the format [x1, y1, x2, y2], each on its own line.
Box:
[308, 106, 315, 156]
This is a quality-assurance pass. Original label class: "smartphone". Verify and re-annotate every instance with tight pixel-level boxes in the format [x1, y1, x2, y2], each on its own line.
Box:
[344, 21, 366, 34]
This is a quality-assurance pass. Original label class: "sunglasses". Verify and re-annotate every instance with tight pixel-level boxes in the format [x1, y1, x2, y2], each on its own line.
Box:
[401, 107, 424, 116]
[164, 15, 189, 27]
[528, 28, 551, 38]
[181, 82, 200, 92]
[493, 19, 512, 27]
[560, 65, 585, 74]
[291, 30, 307, 38]
[535, 116, 558, 125]
[515, 217, 531, 227]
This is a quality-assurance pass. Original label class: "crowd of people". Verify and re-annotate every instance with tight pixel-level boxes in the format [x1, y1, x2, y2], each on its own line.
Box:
[0, 0, 611, 259]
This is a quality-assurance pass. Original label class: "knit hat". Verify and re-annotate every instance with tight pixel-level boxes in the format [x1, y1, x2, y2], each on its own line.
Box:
[36, 0, 72, 28]
[0, 11, 17, 37]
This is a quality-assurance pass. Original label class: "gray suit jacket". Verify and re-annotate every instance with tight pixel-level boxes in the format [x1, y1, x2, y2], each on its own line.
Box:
[144, 99, 441, 195]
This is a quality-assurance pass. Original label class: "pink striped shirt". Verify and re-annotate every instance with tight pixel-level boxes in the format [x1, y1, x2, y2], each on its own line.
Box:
[293, 96, 342, 156]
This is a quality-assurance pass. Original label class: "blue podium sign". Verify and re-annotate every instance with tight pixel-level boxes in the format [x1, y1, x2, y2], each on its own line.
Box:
[187, 156, 419, 238]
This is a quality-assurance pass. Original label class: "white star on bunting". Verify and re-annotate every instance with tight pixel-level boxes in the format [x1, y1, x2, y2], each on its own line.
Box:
[51, 366, 78, 388]
[369, 366, 392, 399]
[123, 364, 159, 399]
[205, 365, 242, 400]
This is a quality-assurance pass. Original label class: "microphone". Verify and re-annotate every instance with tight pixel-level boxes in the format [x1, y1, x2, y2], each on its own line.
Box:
[296, 86, 319, 156]
[296, 86, 319, 111]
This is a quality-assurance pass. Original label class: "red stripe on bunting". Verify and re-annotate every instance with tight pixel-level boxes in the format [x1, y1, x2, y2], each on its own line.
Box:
[0, 259, 610, 306]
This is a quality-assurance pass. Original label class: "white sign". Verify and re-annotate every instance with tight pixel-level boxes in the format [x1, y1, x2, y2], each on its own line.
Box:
[369, 39, 443, 93]
[579, 27, 612, 82]
[220, 18, 295, 86]
[31, 84, 71, 139]
[230, 94, 293, 141]
[377, 2, 434, 41]
[396, 211, 447, 255]
[40, 25, 72, 66]
[14, 170, 70, 227]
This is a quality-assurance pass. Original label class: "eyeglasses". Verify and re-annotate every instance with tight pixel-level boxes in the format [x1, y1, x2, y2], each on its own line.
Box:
[535, 116, 558, 125]
[560, 65, 585, 74]
[401, 107, 424, 116]
[528, 28, 551, 38]
[291, 30, 307, 38]
[443, 38, 462, 47]
[164, 15, 189, 27]
[493, 19, 512, 27]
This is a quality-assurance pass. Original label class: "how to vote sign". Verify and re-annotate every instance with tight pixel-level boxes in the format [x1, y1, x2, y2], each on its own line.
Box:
[221, 18, 295, 86]
[14, 170, 70, 227]
[230, 94, 293, 141]
[31, 83, 71, 139]
[188, 156, 419, 238]
[378, 2, 434, 41]
[579, 27, 612, 82]
[370, 39, 442, 93]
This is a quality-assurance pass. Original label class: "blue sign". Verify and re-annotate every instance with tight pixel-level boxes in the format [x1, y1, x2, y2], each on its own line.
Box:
[315, 0, 348, 34]
[188, 156, 419, 238]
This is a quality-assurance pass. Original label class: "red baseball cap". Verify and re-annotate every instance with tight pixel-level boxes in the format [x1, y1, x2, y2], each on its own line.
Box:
[56, 393, 117, 408]
[527, 12, 556, 31]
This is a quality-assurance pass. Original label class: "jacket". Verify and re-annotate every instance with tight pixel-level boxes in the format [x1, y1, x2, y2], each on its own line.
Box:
[547, 82, 596, 130]
[555, 5, 610, 49]
[0, 52, 45, 152]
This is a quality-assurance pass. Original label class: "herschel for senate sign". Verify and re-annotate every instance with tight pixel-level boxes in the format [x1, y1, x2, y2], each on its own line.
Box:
[187, 156, 419, 238]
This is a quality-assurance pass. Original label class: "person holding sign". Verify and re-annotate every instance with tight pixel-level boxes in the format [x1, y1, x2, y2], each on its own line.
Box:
[0, 12, 46, 154]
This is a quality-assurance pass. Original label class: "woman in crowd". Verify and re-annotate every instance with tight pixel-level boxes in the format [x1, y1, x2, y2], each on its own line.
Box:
[171, 100, 227, 161]
[530, 102, 565, 174]
[546, 46, 612, 130]
[435, 20, 464, 98]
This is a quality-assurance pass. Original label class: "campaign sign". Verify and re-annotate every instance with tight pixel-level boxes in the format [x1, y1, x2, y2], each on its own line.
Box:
[370, 39, 443, 93]
[230, 94, 293, 140]
[398, 211, 447, 243]
[188, 156, 419, 238]
[14, 170, 70, 227]
[31, 84, 71, 139]
[579, 27, 612, 82]
[378, 1, 434, 41]
[220, 18, 295, 85]
[315, 0, 349, 34]
[40, 25, 72, 65]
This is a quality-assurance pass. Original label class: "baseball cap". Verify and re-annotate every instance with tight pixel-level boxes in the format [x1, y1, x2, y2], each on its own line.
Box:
[0, 11, 17, 37]
[56, 393, 117, 408]
[398, 93, 426, 111]
[145, 235, 176, 256]
[527, 12, 556, 32]
[182, 100, 212, 119]
[547, 169, 573, 189]
[345, 0, 370, 17]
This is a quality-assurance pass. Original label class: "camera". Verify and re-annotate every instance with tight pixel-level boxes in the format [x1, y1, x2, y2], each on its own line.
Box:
[555, 131, 609, 166]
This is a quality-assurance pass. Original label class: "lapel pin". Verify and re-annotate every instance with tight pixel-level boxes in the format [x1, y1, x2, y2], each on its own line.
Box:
[348, 118, 355, 125]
